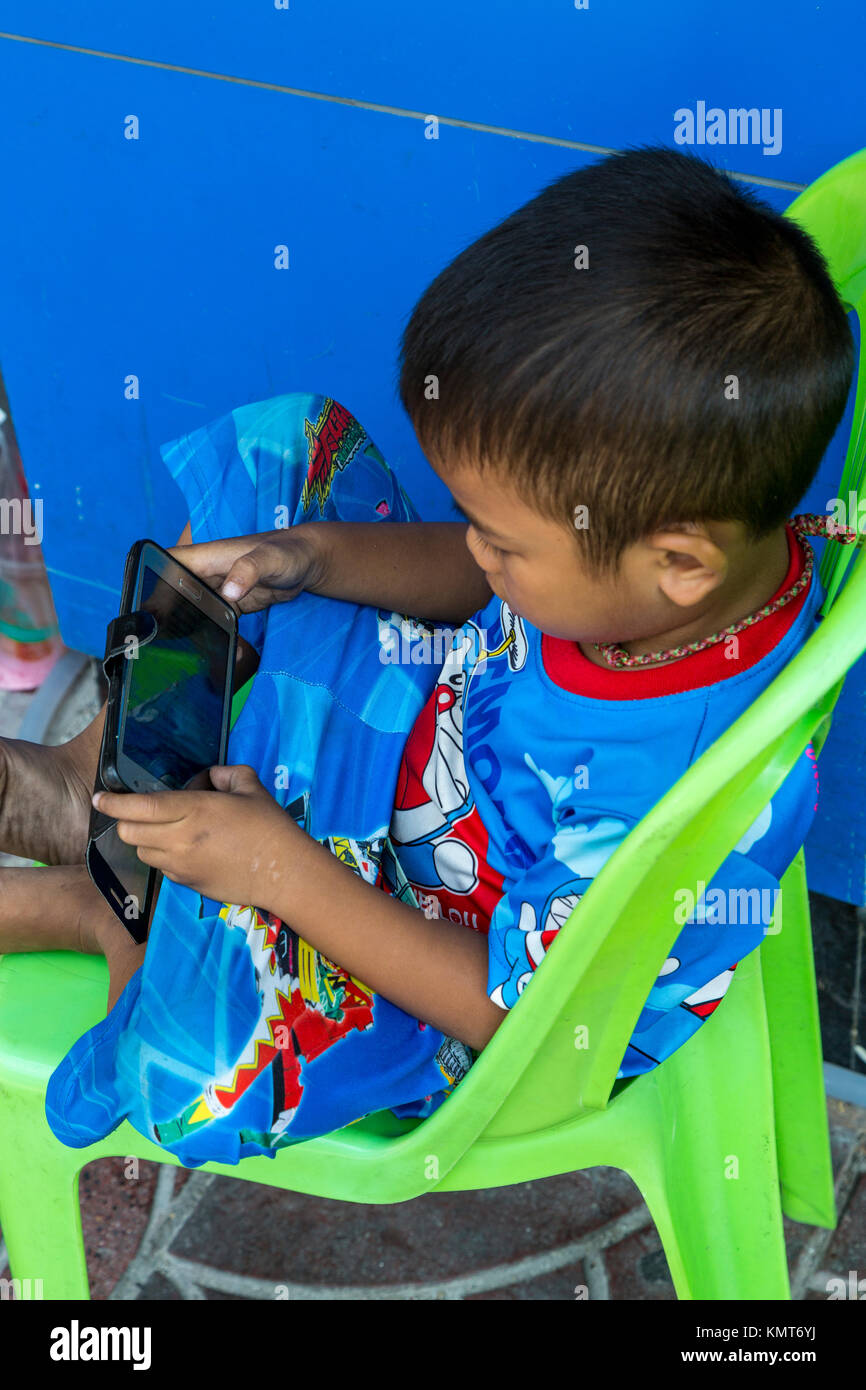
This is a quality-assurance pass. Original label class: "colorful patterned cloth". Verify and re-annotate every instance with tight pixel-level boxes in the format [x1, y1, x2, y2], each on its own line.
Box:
[46, 393, 474, 1168]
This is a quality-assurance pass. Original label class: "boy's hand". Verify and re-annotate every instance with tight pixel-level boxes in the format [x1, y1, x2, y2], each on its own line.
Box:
[167, 527, 329, 614]
[91, 765, 293, 906]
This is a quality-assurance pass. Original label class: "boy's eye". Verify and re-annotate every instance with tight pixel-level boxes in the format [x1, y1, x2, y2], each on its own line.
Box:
[476, 533, 503, 558]
[451, 502, 506, 558]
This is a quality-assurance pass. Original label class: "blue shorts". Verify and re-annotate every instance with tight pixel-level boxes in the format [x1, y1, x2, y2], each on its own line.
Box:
[46, 392, 474, 1168]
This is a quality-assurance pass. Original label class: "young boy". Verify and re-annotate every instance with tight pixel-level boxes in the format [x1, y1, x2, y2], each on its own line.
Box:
[0, 145, 854, 1166]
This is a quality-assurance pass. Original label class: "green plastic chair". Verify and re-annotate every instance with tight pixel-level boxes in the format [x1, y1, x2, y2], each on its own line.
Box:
[1, 148, 865, 1302]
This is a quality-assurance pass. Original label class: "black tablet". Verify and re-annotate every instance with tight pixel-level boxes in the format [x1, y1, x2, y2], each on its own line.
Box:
[86, 538, 238, 940]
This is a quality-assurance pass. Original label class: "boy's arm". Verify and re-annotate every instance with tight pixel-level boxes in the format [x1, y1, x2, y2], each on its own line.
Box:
[171, 522, 494, 629]
[305, 521, 493, 625]
[94, 768, 506, 1048]
[263, 825, 507, 1052]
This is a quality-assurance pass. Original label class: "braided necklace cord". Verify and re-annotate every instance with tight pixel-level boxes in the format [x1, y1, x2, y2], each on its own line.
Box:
[592, 514, 860, 670]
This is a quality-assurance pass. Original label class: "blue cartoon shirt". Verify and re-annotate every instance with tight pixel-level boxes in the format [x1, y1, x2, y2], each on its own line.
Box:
[384, 523, 821, 1076]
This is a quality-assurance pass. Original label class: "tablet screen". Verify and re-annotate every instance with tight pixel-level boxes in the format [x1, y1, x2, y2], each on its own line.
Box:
[120, 567, 230, 789]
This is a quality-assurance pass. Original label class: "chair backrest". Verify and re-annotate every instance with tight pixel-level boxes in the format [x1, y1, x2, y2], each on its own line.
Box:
[787, 150, 866, 613]
[435, 147, 866, 1145]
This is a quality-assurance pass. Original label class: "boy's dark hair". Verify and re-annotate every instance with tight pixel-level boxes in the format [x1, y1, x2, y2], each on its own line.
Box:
[397, 144, 855, 575]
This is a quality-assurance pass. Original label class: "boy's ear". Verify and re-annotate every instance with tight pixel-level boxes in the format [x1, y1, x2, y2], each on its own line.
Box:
[647, 524, 727, 608]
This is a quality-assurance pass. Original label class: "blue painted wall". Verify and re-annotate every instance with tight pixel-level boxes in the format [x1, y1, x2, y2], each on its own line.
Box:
[0, 3, 864, 897]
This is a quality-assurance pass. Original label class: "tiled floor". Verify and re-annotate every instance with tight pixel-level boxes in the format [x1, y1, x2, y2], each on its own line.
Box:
[1, 652, 865, 1300]
[809, 891, 866, 1075]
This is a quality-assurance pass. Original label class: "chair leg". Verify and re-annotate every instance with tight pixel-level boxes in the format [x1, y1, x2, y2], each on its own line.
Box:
[0, 1103, 91, 1300]
[761, 850, 836, 1228]
[622, 954, 791, 1299]
[637, 1130, 790, 1300]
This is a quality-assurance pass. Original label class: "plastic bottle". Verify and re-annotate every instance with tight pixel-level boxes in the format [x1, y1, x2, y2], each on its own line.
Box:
[0, 405, 64, 689]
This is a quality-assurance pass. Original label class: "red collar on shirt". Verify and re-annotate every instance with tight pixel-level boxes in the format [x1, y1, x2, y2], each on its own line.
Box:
[540, 523, 809, 699]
